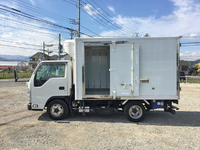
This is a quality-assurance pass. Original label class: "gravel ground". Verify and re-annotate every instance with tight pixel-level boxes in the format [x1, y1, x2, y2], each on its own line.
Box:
[0, 79, 200, 150]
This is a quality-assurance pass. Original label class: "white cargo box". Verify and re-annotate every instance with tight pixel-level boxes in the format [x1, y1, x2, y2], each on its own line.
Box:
[64, 37, 180, 101]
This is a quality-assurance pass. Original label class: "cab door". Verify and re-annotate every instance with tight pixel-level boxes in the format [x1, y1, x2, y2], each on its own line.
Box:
[30, 62, 69, 109]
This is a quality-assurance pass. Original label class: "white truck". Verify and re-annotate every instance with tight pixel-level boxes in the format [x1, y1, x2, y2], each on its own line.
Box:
[27, 37, 180, 122]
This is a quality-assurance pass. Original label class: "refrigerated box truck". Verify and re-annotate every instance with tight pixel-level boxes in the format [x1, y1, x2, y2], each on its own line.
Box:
[27, 37, 180, 122]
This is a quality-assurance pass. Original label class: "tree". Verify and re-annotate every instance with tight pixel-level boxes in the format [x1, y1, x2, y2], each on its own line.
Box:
[191, 66, 198, 75]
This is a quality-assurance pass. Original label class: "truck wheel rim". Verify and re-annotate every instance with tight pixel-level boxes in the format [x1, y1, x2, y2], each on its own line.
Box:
[129, 105, 143, 119]
[50, 104, 64, 117]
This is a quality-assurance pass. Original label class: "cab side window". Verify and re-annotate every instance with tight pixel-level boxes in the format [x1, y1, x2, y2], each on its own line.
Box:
[34, 64, 65, 87]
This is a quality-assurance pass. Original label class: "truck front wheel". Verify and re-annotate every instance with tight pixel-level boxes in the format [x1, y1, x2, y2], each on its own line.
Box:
[124, 101, 146, 122]
[47, 99, 68, 120]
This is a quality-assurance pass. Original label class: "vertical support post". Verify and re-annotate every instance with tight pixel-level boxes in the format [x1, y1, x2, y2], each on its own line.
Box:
[78, 0, 80, 37]
[43, 42, 45, 60]
[70, 29, 73, 40]
[59, 33, 61, 60]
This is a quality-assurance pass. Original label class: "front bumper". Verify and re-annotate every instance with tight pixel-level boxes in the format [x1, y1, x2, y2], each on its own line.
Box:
[27, 103, 32, 110]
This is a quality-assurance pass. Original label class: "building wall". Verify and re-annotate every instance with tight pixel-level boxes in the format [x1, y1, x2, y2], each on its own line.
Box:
[29, 52, 56, 70]
[0, 66, 15, 70]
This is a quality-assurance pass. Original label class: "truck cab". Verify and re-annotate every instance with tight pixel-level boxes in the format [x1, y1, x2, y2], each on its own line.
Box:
[27, 60, 72, 119]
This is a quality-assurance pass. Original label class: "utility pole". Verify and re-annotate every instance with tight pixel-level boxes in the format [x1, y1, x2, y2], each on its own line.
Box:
[43, 42, 45, 60]
[47, 49, 50, 56]
[70, 28, 74, 39]
[135, 32, 139, 37]
[59, 33, 61, 60]
[78, 0, 80, 37]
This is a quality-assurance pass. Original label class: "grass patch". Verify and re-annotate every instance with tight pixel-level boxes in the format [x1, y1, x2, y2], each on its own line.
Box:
[180, 81, 200, 84]
[0, 71, 33, 79]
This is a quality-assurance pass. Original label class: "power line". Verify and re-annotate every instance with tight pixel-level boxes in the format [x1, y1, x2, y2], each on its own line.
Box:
[79, 1, 129, 35]
[70, 0, 80, 4]
[80, 24, 100, 37]
[0, 6, 70, 31]
[0, 43, 43, 51]
[8, 0, 72, 22]
[81, 8, 124, 35]
[46, 37, 59, 44]
[0, 4, 92, 37]
[90, 0, 135, 33]
[0, 43, 58, 52]
[4, 0, 100, 37]
[0, 29, 69, 41]
[181, 42, 200, 44]
[63, 0, 77, 6]
[0, 23, 58, 36]
[82, 0, 125, 32]
[63, 0, 121, 34]
[82, 3, 125, 33]
[0, 39, 42, 47]
[63, 0, 100, 36]
[0, 15, 71, 35]
[84, 0, 125, 31]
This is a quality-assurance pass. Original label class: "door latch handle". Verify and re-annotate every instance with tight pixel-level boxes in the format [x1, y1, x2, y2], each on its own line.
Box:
[59, 86, 65, 90]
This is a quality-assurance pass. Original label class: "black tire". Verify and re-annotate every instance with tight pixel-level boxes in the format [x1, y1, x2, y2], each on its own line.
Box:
[124, 101, 146, 122]
[47, 99, 69, 120]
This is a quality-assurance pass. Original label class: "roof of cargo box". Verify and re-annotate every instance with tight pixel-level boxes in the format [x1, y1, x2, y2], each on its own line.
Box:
[63, 36, 180, 44]
[64, 37, 181, 44]
[74, 36, 181, 41]
[66, 37, 180, 46]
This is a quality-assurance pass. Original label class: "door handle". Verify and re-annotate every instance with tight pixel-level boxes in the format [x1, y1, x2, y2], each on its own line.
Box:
[109, 69, 117, 72]
[59, 86, 65, 90]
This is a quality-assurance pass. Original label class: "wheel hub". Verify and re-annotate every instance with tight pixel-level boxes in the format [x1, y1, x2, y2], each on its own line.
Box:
[132, 108, 137, 114]
[129, 105, 143, 119]
[54, 108, 59, 113]
[50, 104, 64, 117]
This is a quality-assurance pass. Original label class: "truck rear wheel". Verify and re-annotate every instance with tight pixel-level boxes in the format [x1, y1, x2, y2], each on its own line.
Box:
[47, 99, 68, 120]
[124, 101, 146, 122]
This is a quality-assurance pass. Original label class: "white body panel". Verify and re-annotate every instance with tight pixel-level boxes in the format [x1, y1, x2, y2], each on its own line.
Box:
[66, 37, 180, 101]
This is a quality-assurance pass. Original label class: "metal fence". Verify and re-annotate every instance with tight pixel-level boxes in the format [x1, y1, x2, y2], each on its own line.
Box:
[180, 76, 200, 83]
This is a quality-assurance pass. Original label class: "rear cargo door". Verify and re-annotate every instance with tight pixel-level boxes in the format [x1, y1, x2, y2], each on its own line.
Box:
[110, 43, 133, 97]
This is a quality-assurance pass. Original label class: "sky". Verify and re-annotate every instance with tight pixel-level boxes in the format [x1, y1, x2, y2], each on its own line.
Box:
[0, 0, 200, 61]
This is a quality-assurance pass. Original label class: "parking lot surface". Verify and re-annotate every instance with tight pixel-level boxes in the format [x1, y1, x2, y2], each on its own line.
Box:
[0, 79, 200, 150]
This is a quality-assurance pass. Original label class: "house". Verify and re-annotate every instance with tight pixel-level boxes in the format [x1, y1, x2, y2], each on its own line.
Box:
[0, 61, 17, 70]
[29, 52, 56, 70]
[180, 60, 190, 75]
